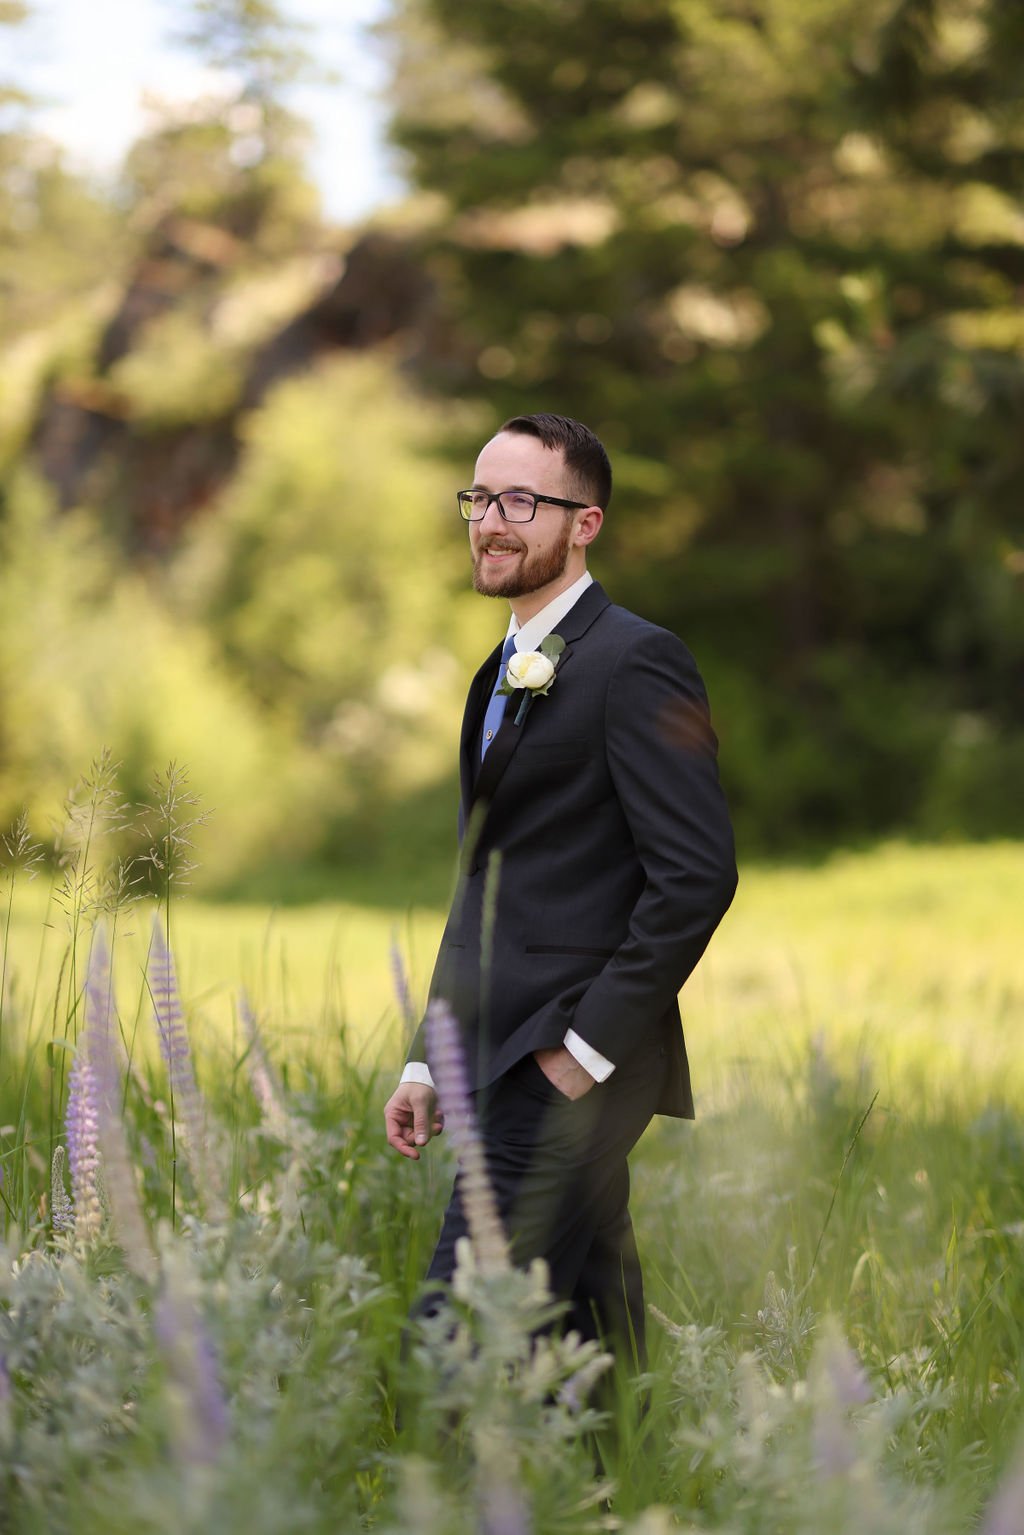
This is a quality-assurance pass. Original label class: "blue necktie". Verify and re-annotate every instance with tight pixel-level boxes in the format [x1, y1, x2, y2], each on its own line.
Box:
[481, 634, 517, 760]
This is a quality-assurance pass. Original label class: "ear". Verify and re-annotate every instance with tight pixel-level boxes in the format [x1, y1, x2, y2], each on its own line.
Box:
[574, 506, 603, 546]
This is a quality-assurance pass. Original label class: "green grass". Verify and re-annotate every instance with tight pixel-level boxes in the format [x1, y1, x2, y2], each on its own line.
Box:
[7, 839, 1020, 1100]
[0, 840, 1021, 1533]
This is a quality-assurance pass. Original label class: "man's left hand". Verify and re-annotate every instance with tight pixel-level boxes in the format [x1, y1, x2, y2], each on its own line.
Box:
[533, 1046, 596, 1101]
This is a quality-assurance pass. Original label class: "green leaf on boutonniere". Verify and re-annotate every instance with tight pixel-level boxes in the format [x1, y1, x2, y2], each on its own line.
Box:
[539, 633, 565, 662]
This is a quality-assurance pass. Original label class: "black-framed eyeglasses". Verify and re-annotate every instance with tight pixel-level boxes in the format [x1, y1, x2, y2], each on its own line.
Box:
[457, 488, 589, 523]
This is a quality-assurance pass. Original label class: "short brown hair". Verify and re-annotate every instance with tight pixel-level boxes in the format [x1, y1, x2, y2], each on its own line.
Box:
[499, 412, 613, 510]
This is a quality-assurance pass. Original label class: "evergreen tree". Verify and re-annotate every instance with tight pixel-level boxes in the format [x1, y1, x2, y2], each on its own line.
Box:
[383, 0, 1024, 845]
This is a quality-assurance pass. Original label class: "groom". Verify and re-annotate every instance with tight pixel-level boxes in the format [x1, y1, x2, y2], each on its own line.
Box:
[384, 413, 737, 1358]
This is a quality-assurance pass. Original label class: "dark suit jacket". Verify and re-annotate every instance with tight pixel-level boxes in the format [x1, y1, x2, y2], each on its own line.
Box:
[408, 581, 737, 1119]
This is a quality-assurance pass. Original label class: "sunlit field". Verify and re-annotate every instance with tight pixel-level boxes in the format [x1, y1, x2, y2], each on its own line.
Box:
[5, 840, 1019, 1101]
[1, 841, 1022, 1533]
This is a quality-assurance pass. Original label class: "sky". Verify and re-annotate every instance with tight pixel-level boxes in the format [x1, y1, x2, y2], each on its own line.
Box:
[6, 0, 404, 224]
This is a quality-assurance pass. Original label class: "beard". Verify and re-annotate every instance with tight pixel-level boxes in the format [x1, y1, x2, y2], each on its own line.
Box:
[471, 517, 574, 599]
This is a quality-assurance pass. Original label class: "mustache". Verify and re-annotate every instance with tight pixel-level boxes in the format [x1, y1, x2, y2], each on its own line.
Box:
[478, 536, 526, 554]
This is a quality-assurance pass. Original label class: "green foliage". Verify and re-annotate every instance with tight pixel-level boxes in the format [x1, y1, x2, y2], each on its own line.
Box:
[0, 472, 295, 884]
[1, 0, 1022, 878]
[0, 1, 32, 118]
[384, 0, 1024, 848]
[110, 309, 245, 428]
[173, 0, 321, 103]
[0, 140, 127, 339]
[0, 844, 1022, 1530]
[0, 344, 497, 887]
[119, 103, 318, 248]
[173, 353, 492, 850]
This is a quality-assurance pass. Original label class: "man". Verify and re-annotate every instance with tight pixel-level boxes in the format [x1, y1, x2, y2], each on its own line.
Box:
[384, 413, 736, 1360]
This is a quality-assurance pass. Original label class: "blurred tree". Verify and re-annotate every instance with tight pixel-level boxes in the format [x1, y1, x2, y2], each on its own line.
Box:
[0, 468, 294, 885]
[0, 1, 32, 118]
[171, 351, 492, 870]
[0, 3, 125, 342]
[12, 0, 327, 552]
[172, 0, 318, 105]
[114, 0, 324, 248]
[382, 0, 1024, 845]
[174, 351, 486, 755]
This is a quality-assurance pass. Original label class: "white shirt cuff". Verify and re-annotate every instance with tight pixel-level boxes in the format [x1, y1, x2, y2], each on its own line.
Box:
[563, 1028, 615, 1082]
[402, 1038, 614, 1089]
[400, 1061, 435, 1089]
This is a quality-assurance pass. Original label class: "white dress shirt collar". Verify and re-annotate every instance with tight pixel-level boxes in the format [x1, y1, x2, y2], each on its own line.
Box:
[506, 570, 594, 653]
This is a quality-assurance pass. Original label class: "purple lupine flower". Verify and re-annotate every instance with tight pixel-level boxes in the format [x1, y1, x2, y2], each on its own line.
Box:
[154, 1246, 229, 1467]
[981, 1443, 1024, 1535]
[389, 934, 416, 1032]
[810, 1322, 871, 1478]
[812, 1399, 858, 1477]
[823, 1331, 871, 1408]
[424, 1000, 509, 1275]
[557, 1351, 613, 1415]
[66, 1048, 103, 1239]
[238, 991, 289, 1140]
[0, 1350, 11, 1453]
[80, 929, 155, 1279]
[148, 915, 224, 1216]
[50, 1144, 74, 1234]
[479, 1477, 531, 1535]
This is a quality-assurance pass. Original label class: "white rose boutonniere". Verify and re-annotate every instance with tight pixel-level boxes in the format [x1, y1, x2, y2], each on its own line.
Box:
[499, 633, 566, 726]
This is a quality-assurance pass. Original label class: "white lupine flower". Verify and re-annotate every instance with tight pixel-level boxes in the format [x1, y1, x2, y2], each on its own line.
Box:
[50, 1145, 74, 1234]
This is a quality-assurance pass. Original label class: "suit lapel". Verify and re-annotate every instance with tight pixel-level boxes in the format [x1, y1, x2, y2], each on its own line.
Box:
[459, 637, 503, 811]
[467, 580, 611, 813]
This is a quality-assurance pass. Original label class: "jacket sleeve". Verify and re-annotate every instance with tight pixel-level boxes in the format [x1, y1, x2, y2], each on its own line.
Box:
[567, 627, 737, 1067]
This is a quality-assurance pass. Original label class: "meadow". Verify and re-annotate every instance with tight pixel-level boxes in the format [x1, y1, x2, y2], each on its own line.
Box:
[0, 837, 1022, 1533]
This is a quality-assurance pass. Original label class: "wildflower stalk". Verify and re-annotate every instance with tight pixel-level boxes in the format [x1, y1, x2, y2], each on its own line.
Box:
[982, 1436, 1024, 1535]
[809, 1319, 871, 1478]
[0, 812, 42, 1086]
[148, 915, 225, 1223]
[389, 932, 417, 1036]
[138, 764, 210, 1222]
[239, 990, 292, 1143]
[424, 999, 509, 1275]
[141, 761, 209, 930]
[0, 1350, 11, 1458]
[478, 850, 502, 1058]
[50, 751, 137, 1170]
[70, 929, 155, 1279]
[65, 1047, 103, 1240]
[54, 750, 131, 1037]
[477, 1437, 532, 1535]
[49, 1145, 74, 1235]
[808, 1090, 878, 1282]
[154, 1237, 229, 1472]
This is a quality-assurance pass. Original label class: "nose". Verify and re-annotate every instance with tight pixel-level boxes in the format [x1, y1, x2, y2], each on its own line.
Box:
[477, 495, 508, 535]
